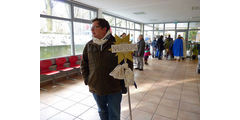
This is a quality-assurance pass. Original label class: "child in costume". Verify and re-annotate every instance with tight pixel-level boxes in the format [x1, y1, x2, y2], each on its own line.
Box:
[144, 44, 151, 65]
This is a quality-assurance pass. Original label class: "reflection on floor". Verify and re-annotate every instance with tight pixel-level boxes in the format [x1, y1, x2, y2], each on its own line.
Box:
[40, 58, 200, 120]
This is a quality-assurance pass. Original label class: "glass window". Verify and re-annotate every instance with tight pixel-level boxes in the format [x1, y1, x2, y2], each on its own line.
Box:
[144, 31, 153, 43]
[165, 23, 175, 30]
[135, 23, 141, 30]
[110, 27, 116, 35]
[127, 21, 134, 29]
[116, 18, 126, 28]
[134, 31, 140, 43]
[188, 30, 200, 42]
[189, 22, 200, 29]
[176, 32, 187, 40]
[116, 28, 126, 36]
[177, 23, 188, 29]
[144, 24, 153, 30]
[40, 0, 71, 19]
[126, 30, 135, 42]
[164, 31, 175, 40]
[154, 24, 164, 30]
[40, 18, 72, 60]
[74, 22, 92, 55]
[103, 14, 115, 26]
[74, 7, 97, 20]
[154, 31, 164, 38]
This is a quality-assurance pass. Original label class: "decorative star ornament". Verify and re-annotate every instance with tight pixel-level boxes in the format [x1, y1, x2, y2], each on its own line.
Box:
[109, 34, 133, 64]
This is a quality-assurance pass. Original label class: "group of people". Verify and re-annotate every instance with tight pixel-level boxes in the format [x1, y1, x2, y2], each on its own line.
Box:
[150, 34, 186, 61]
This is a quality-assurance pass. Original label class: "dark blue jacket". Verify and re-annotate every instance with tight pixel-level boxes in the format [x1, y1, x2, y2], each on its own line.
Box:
[151, 40, 157, 48]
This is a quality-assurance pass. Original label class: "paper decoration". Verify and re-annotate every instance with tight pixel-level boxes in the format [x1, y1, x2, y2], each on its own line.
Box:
[109, 34, 136, 87]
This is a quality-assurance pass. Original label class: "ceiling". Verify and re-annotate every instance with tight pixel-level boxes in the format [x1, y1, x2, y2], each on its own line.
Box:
[75, 0, 200, 23]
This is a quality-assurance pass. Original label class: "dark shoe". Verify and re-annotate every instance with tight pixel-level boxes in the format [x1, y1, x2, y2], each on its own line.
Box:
[134, 68, 139, 70]
[139, 69, 143, 71]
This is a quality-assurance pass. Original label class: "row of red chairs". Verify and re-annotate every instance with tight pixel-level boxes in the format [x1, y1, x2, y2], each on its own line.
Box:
[40, 56, 81, 91]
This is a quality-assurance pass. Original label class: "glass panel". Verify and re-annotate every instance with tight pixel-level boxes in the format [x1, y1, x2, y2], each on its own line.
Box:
[40, 0, 71, 18]
[127, 21, 130, 29]
[40, 18, 72, 60]
[164, 31, 175, 40]
[153, 31, 164, 38]
[127, 21, 134, 29]
[130, 22, 134, 29]
[74, 7, 96, 20]
[154, 24, 164, 30]
[144, 31, 153, 43]
[176, 32, 187, 40]
[135, 23, 141, 30]
[110, 27, 116, 35]
[126, 30, 135, 42]
[189, 22, 200, 29]
[144, 24, 153, 30]
[188, 30, 200, 42]
[116, 28, 127, 36]
[103, 14, 115, 26]
[134, 31, 140, 43]
[177, 23, 188, 29]
[74, 22, 92, 55]
[165, 23, 175, 30]
[116, 18, 126, 28]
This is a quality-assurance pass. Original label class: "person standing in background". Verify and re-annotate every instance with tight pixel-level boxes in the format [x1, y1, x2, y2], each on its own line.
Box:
[151, 37, 157, 58]
[156, 35, 164, 60]
[164, 35, 174, 60]
[144, 44, 151, 65]
[173, 35, 183, 61]
[134, 34, 145, 71]
[180, 36, 187, 60]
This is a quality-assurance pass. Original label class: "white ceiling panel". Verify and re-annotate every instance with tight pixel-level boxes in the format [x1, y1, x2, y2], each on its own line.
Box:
[75, 0, 200, 23]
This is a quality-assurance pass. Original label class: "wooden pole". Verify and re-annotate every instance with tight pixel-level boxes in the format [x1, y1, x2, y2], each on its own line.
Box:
[127, 86, 133, 120]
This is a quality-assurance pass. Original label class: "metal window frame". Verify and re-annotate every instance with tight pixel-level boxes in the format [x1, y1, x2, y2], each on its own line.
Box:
[146, 21, 200, 41]
[40, 0, 99, 60]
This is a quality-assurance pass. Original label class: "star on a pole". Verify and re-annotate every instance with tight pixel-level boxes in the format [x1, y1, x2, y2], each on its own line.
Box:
[109, 34, 133, 64]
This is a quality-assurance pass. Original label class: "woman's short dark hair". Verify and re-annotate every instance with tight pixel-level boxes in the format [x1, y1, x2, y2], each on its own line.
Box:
[92, 18, 110, 32]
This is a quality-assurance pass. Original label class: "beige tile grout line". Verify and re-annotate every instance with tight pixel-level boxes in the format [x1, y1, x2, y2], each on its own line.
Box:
[125, 66, 164, 119]
[150, 61, 178, 120]
[125, 59, 171, 120]
[175, 61, 187, 120]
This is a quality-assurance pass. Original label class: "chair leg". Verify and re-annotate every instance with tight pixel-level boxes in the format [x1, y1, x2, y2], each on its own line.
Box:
[73, 68, 81, 80]
[67, 70, 77, 81]
[52, 74, 64, 87]
[77, 68, 81, 76]
[66, 71, 71, 80]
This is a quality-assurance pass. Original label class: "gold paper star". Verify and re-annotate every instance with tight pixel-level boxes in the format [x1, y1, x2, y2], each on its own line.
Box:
[110, 34, 133, 64]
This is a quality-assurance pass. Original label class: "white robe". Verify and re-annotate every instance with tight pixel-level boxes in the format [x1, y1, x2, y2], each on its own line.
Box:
[182, 38, 186, 58]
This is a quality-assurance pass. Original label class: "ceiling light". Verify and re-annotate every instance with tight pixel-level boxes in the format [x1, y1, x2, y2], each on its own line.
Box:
[133, 12, 145, 15]
[192, 6, 200, 10]
[150, 19, 157, 21]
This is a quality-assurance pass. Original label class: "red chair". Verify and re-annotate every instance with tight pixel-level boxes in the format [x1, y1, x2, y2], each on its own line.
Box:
[69, 56, 81, 78]
[69, 56, 80, 69]
[40, 60, 60, 90]
[56, 57, 74, 80]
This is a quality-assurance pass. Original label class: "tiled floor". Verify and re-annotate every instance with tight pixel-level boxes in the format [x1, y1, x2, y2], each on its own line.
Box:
[40, 58, 200, 120]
